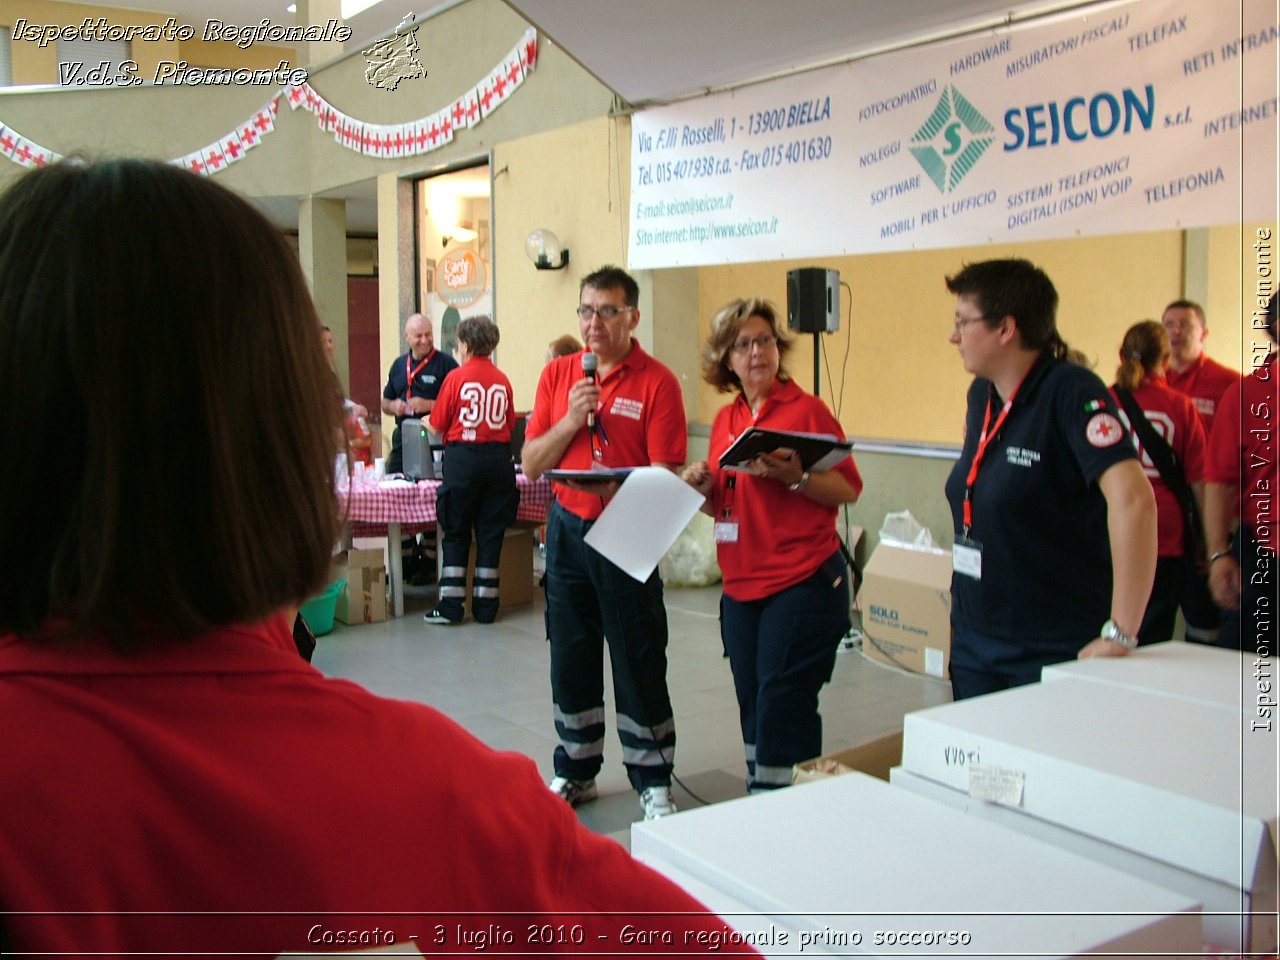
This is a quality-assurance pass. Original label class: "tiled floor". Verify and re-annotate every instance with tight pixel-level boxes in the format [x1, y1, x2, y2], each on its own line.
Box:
[312, 562, 952, 847]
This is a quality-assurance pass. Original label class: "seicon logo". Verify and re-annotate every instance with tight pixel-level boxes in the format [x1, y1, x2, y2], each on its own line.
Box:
[362, 13, 428, 91]
[909, 85, 995, 193]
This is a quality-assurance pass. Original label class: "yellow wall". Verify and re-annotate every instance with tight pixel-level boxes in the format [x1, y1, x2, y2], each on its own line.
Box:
[2, 0, 1272, 482]
[493, 114, 630, 408]
[0, 0, 293, 86]
[1205, 220, 1279, 373]
[695, 231, 1185, 445]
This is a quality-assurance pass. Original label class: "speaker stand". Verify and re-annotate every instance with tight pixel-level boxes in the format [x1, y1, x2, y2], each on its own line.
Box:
[812, 332, 822, 399]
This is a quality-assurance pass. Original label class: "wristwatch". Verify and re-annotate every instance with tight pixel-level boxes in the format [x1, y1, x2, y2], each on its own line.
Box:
[1100, 618, 1138, 649]
[789, 470, 811, 492]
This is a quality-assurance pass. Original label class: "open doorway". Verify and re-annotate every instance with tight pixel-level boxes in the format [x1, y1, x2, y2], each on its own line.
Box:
[414, 161, 492, 360]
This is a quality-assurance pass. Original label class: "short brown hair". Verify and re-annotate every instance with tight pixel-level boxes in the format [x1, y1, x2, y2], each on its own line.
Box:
[457, 315, 500, 357]
[701, 298, 792, 393]
[548, 334, 582, 359]
[0, 159, 342, 647]
[946, 258, 1067, 358]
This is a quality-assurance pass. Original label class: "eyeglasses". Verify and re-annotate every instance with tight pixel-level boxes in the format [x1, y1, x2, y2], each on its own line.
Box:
[730, 334, 777, 353]
[952, 315, 987, 333]
[576, 305, 633, 321]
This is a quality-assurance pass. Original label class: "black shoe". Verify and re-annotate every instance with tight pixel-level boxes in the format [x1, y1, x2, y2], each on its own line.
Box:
[424, 608, 463, 625]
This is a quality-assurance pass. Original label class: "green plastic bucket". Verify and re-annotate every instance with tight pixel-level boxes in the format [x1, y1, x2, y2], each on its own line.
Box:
[299, 579, 345, 636]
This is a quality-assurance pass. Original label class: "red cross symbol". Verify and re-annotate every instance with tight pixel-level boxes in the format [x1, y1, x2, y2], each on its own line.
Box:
[32, 151, 48, 167]
[523, 38, 537, 69]
[287, 86, 304, 105]
[392, 129, 405, 153]
[253, 112, 271, 132]
[0, 133, 15, 154]
[494, 72, 508, 98]
[16, 143, 33, 163]
[225, 139, 242, 160]
[361, 128, 375, 151]
[188, 156, 205, 174]
[506, 61, 521, 86]
[206, 150, 224, 169]
[451, 100, 466, 126]
[479, 86, 494, 113]
[306, 89, 321, 110]
[416, 125, 429, 150]
[240, 126, 259, 146]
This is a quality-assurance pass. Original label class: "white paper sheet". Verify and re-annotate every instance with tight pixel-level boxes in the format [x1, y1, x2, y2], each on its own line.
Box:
[583, 467, 705, 582]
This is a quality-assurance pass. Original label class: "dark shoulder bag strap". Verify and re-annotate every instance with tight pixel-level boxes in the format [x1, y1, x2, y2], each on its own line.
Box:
[1113, 386, 1204, 554]
[1113, 387, 1188, 493]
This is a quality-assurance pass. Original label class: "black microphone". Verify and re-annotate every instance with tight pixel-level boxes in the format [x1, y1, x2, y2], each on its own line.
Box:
[581, 352, 598, 429]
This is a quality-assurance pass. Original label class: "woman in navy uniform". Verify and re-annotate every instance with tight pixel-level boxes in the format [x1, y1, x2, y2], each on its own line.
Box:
[942, 259, 1157, 700]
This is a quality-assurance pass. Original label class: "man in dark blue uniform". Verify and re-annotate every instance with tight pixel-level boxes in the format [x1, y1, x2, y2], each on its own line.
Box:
[380, 312, 458, 474]
[380, 312, 458, 585]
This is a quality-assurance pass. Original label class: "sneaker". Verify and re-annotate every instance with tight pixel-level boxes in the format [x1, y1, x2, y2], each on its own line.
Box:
[423, 608, 462, 625]
[548, 776, 597, 807]
[639, 785, 677, 820]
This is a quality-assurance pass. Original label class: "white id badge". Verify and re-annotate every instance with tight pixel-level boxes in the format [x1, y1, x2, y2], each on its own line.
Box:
[952, 540, 982, 580]
[714, 521, 739, 543]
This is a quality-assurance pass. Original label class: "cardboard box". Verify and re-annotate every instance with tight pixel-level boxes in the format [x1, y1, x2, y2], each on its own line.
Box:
[632, 772, 1200, 957]
[334, 547, 387, 625]
[857, 542, 952, 678]
[896, 678, 1278, 953]
[792, 730, 902, 784]
[454, 527, 534, 610]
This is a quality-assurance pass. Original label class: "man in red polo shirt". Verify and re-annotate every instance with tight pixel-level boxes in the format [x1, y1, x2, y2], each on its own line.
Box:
[1204, 293, 1278, 652]
[1162, 299, 1242, 643]
[1163, 300, 1241, 433]
[522, 266, 687, 822]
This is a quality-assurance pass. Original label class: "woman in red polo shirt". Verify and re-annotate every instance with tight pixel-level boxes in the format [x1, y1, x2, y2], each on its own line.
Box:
[1109, 320, 1207, 646]
[683, 298, 862, 792]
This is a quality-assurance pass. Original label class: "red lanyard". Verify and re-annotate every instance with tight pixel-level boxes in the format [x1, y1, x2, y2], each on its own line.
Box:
[719, 391, 770, 520]
[962, 371, 1029, 532]
[404, 349, 434, 400]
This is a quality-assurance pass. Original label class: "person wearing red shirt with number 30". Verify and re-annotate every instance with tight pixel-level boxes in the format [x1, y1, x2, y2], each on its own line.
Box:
[427, 315, 519, 626]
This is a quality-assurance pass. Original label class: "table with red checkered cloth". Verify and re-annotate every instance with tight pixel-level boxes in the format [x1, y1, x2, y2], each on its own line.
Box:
[340, 472, 553, 538]
[337, 472, 552, 617]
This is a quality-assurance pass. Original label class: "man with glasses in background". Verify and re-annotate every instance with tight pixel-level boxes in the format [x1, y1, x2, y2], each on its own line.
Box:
[1161, 300, 1241, 644]
[522, 266, 687, 821]
[1162, 300, 1239, 435]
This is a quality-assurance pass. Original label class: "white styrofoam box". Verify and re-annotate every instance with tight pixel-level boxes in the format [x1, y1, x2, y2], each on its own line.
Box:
[632, 772, 1199, 958]
[899, 678, 1278, 952]
[634, 856, 837, 960]
[1041, 640, 1274, 715]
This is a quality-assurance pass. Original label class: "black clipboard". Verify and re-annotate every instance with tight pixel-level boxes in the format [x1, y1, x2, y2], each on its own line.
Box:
[718, 428, 852, 472]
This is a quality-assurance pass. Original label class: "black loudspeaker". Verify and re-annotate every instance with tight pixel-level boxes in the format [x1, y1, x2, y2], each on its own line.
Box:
[787, 267, 840, 333]
[400, 417, 435, 481]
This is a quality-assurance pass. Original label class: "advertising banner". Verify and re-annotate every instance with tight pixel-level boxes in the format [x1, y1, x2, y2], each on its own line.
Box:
[628, 0, 1277, 268]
